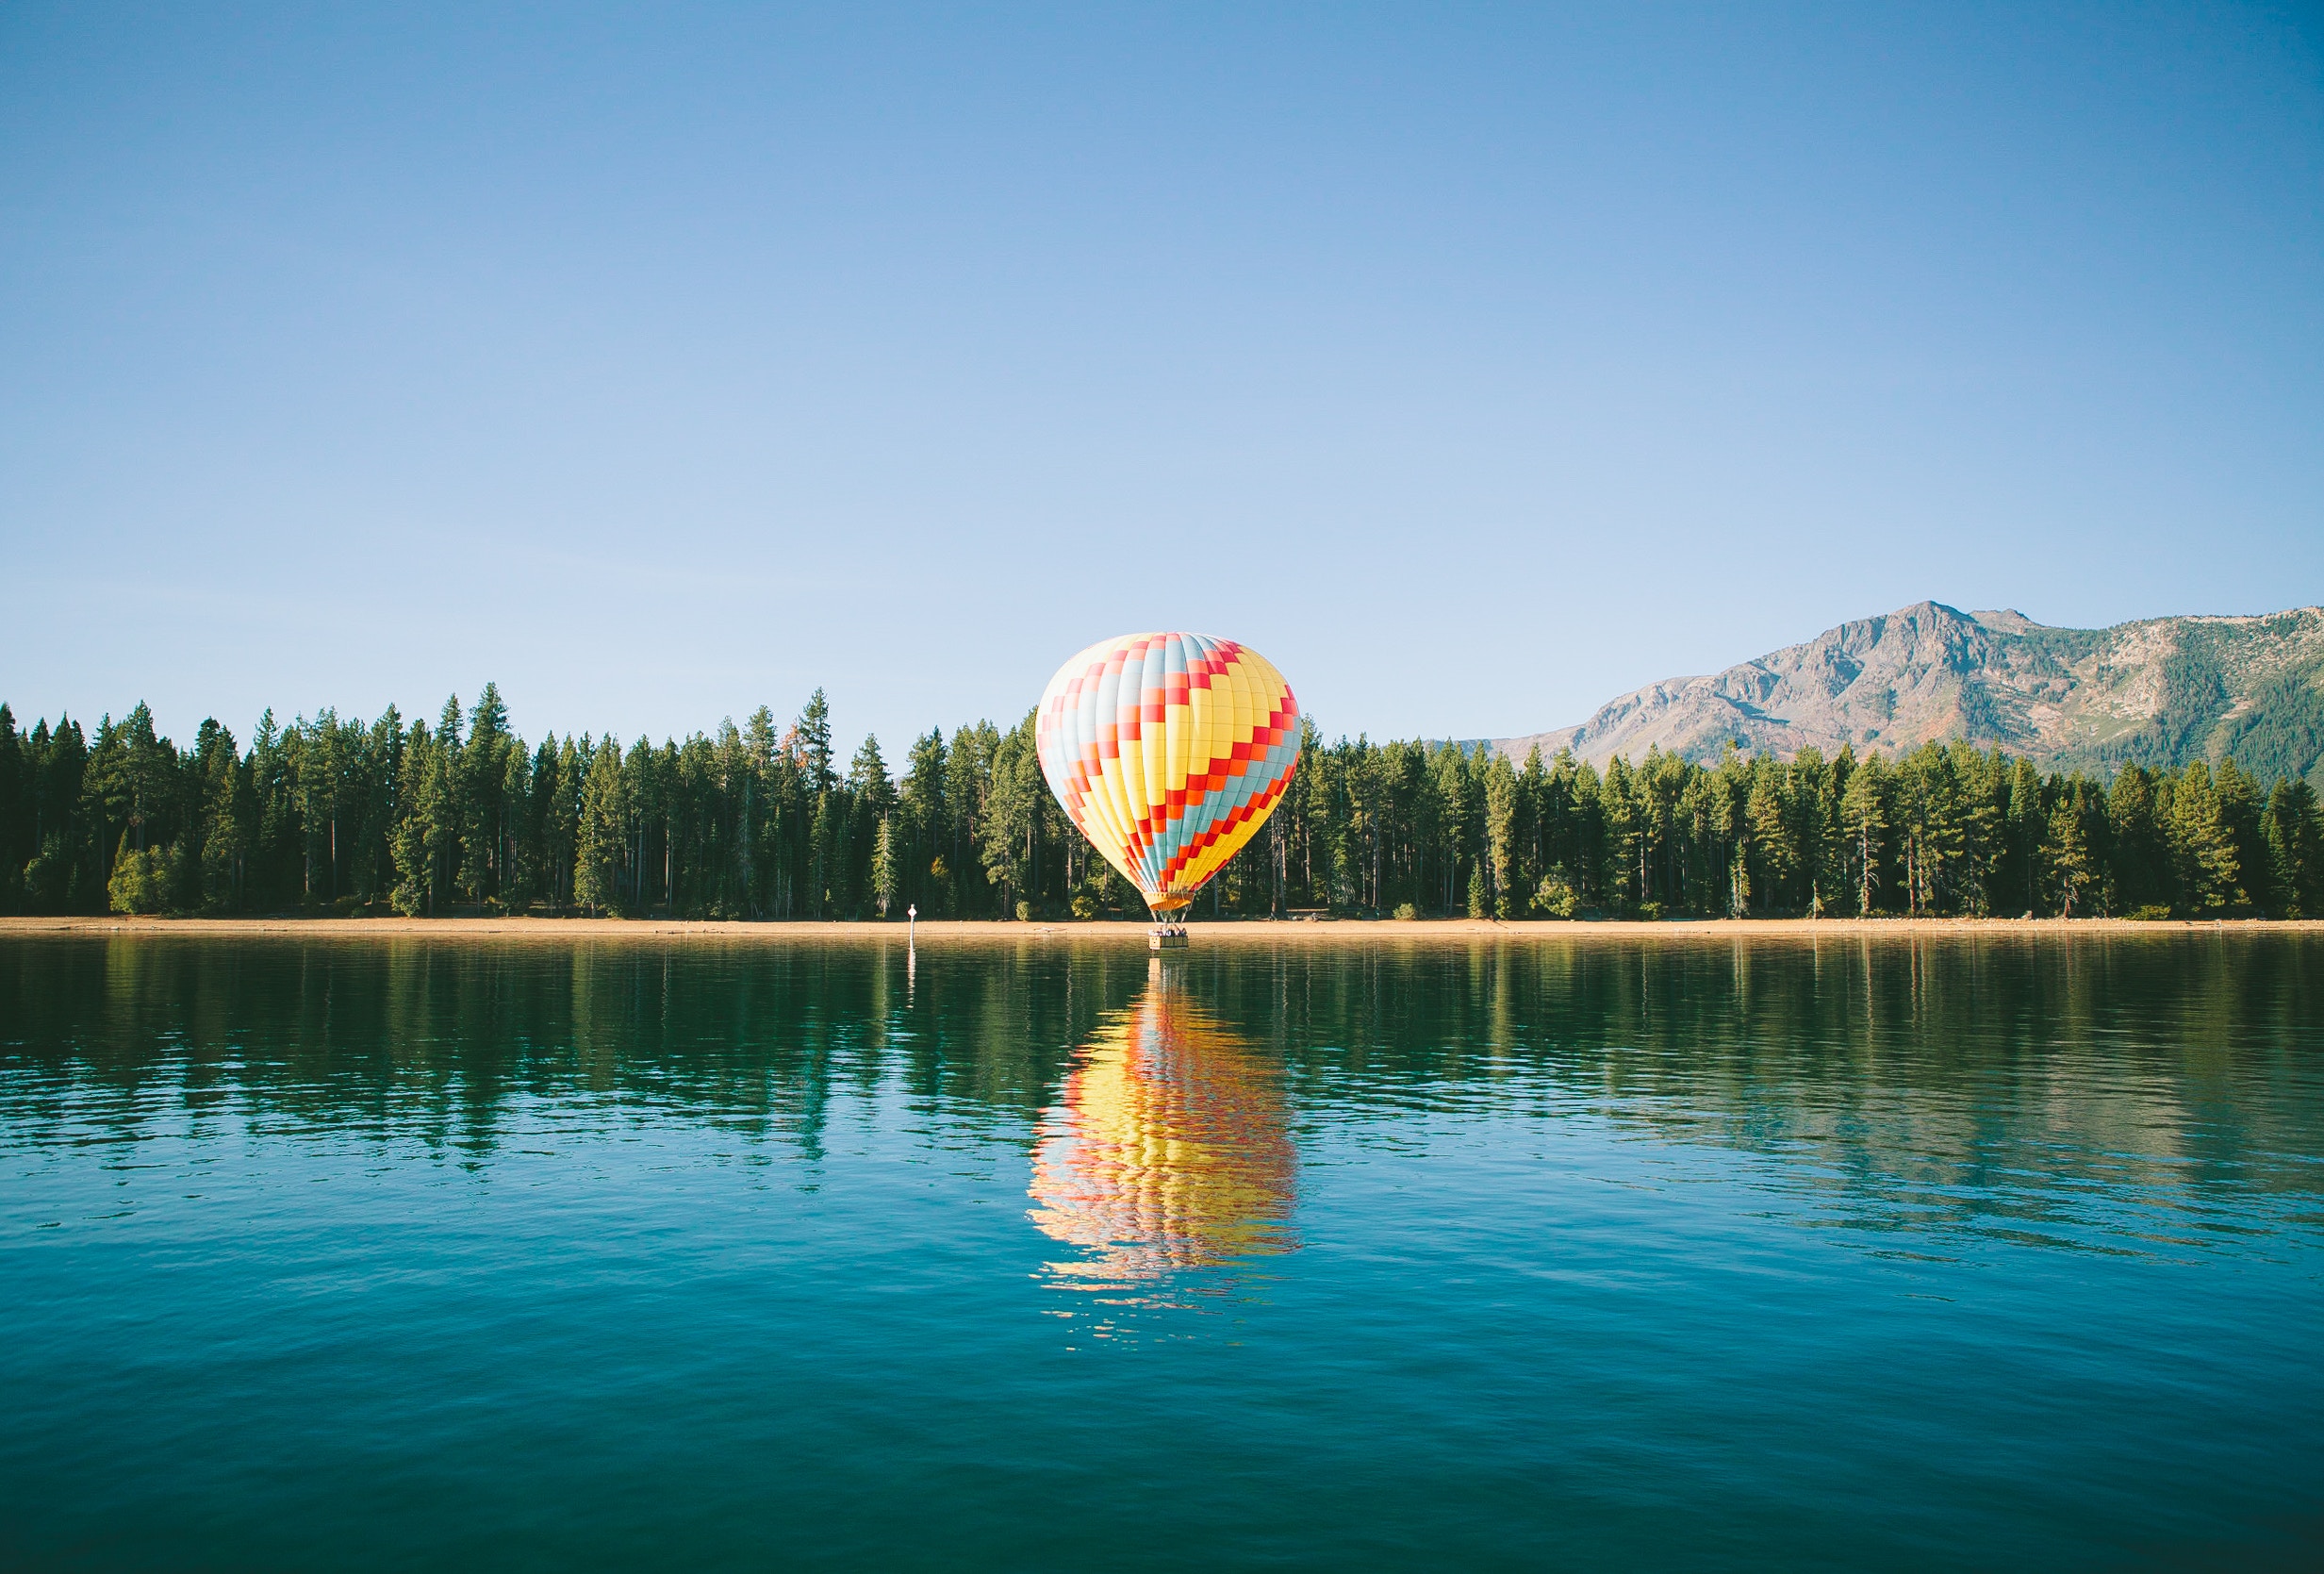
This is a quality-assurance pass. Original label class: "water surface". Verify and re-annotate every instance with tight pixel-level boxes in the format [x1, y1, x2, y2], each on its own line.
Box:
[3, 931, 2319, 1569]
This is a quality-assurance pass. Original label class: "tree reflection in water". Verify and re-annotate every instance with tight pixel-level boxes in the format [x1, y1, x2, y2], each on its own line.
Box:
[4, 931, 2317, 1254]
[1029, 958, 1296, 1291]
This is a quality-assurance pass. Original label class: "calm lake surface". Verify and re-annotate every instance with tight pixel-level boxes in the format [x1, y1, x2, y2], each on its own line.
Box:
[3, 930, 2319, 1570]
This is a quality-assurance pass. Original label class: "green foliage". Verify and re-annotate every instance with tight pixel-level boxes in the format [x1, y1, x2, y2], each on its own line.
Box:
[796, 689, 835, 794]
[2045, 784, 2097, 917]
[2262, 779, 2321, 917]
[2033, 616, 2324, 791]
[1839, 754, 1887, 915]
[5, 684, 2321, 924]
[573, 739, 628, 917]
[977, 713, 1044, 915]
[869, 815, 898, 919]
[107, 834, 173, 915]
[1535, 868, 1580, 918]
[2170, 761, 2240, 913]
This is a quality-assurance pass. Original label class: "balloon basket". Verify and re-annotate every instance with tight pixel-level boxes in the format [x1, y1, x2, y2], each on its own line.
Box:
[1148, 925, 1190, 952]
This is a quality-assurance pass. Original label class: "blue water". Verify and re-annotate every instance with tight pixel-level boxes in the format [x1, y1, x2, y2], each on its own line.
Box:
[3, 931, 2319, 1569]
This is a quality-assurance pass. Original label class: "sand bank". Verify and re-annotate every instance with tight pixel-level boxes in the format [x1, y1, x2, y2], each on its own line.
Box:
[1, 915, 2314, 942]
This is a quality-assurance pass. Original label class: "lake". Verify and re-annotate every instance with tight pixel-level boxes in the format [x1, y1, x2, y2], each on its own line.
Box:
[3, 929, 2319, 1570]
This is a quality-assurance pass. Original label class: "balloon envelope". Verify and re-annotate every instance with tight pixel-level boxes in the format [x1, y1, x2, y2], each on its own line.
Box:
[1035, 632, 1300, 914]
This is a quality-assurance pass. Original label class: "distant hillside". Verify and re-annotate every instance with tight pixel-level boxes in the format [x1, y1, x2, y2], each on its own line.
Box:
[1492, 602, 2324, 787]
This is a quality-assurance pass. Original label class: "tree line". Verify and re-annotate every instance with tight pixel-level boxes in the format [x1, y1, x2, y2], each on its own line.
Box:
[1, 686, 2318, 921]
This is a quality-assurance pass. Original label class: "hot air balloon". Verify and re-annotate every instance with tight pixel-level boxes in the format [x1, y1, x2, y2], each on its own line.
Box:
[1035, 632, 1300, 918]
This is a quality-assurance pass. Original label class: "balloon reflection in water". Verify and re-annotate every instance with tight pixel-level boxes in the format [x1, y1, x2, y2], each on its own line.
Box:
[1030, 963, 1297, 1288]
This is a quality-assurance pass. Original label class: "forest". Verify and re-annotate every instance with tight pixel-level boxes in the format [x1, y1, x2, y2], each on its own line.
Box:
[1, 684, 2318, 923]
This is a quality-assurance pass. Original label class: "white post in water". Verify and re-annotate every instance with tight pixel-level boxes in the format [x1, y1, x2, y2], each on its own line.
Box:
[907, 903, 916, 944]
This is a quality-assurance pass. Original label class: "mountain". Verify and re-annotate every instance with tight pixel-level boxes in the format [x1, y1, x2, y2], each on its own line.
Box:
[1492, 602, 2324, 787]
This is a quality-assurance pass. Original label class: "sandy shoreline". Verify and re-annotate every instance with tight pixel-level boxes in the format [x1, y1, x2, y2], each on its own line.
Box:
[1, 915, 2314, 942]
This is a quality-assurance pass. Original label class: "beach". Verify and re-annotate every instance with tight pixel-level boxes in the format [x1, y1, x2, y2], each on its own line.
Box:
[4, 914, 2314, 941]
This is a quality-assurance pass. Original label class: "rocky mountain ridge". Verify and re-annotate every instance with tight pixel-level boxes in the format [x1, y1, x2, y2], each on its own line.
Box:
[1492, 602, 2324, 787]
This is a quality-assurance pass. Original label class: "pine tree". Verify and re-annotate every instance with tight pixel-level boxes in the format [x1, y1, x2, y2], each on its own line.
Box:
[977, 712, 1043, 916]
[1840, 755, 1887, 915]
[388, 722, 440, 917]
[1483, 751, 1519, 919]
[2170, 761, 2239, 914]
[2260, 778, 2320, 919]
[573, 738, 628, 917]
[2044, 787, 2095, 916]
[0, 704, 24, 910]
[194, 721, 249, 913]
[15, 668, 2324, 928]
[2106, 764, 2167, 913]
[462, 682, 513, 907]
[2214, 758, 2269, 910]
[619, 738, 658, 914]
[948, 721, 998, 914]
[1804, 746, 1848, 918]
[900, 728, 949, 916]
[24, 718, 91, 911]
[551, 735, 582, 910]
[1599, 756, 1640, 914]
[870, 815, 898, 918]
[85, 703, 175, 868]
[1515, 743, 1548, 912]
[797, 689, 835, 794]
[1746, 775, 1792, 913]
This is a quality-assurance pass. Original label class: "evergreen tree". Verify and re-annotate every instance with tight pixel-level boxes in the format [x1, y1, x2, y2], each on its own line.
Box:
[620, 738, 658, 913]
[2106, 764, 2168, 913]
[1746, 774, 1792, 914]
[389, 721, 443, 917]
[574, 738, 628, 917]
[2261, 778, 2320, 918]
[462, 683, 514, 906]
[948, 721, 999, 915]
[1599, 755, 1640, 913]
[0, 704, 24, 912]
[900, 728, 949, 915]
[2170, 761, 2239, 914]
[2044, 783, 2097, 916]
[2214, 758, 2270, 910]
[200, 739, 251, 913]
[1840, 754, 1887, 915]
[23, 718, 91, 911]
[1797, 746, 1845, 917]
[1482, 751, 1519, 918]
[549, 735, 582, 910]
[8, 679, 2320, 929]
[977, 712, 1043, 916]
[847, 735, 896, 918]
[870, 814, 898, 919]
[796, 689, 835, 794]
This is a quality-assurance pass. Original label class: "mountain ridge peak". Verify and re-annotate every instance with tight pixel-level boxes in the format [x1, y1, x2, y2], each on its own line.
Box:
[1492, 601, 2324, 787]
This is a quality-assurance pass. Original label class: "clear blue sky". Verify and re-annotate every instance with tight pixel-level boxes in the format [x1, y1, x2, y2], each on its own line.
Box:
[4, 3, 2319, 756]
